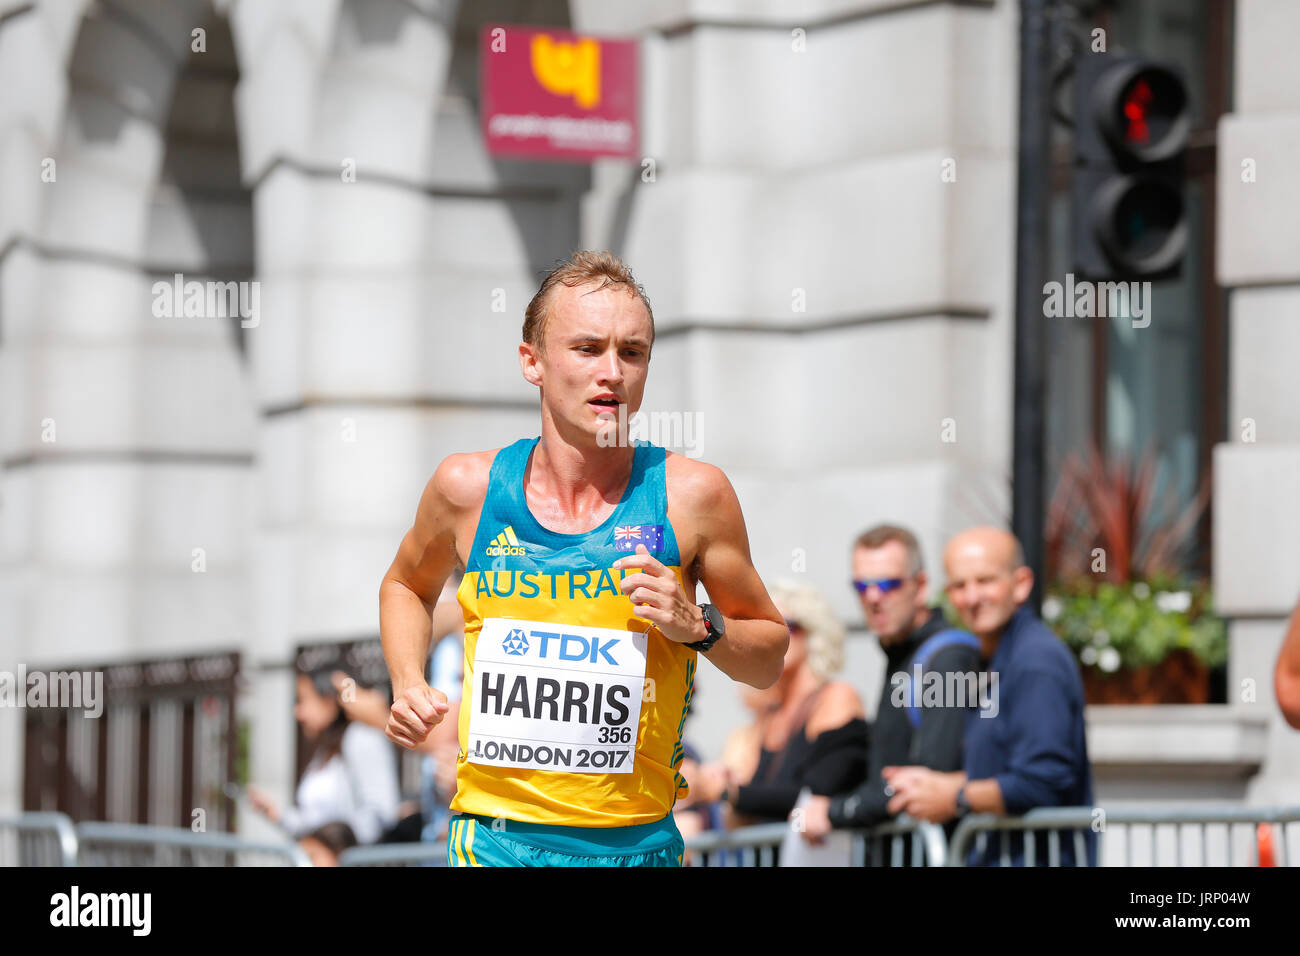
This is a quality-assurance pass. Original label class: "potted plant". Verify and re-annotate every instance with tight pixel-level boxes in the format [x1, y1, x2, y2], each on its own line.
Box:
[1045, 579, 1226, 703]
[1044, 444, 1227, 704]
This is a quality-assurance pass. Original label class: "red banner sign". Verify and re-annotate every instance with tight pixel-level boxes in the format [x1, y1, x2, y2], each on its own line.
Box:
[481, 24, 639, 162]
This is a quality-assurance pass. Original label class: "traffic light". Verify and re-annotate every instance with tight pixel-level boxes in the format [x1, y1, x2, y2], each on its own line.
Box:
[1072, 54, 1191, 280]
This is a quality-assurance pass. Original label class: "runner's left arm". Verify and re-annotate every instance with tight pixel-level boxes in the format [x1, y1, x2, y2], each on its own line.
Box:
[615, 462, 787, 687]
[678, 465, 788, 688]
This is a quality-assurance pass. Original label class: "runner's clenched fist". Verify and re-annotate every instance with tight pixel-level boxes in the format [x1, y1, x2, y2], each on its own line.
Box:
[386, 682, 450, 749]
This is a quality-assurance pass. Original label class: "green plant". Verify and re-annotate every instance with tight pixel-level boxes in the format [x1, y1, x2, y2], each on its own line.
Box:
[1045, 579, 1226, 673]
[1043, 442, 1226, 681]
[1046, 441, 1210, 586]
[233, 717, 251, 786]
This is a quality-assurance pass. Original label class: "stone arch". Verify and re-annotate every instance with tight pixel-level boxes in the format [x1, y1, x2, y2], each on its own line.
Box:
[0, 0, 254, 665]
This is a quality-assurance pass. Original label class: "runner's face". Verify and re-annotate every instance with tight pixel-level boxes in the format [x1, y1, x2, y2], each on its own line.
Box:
[530, 282, 651, 442]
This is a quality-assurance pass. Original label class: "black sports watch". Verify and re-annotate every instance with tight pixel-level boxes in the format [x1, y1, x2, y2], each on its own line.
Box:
[687, 603, 725, 652]
[954, 783, 972, 819]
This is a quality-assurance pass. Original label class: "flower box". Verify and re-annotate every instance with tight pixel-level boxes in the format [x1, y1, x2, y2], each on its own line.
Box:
[1047, 581, 1226, 705]
[1079, 649, 1210, 705]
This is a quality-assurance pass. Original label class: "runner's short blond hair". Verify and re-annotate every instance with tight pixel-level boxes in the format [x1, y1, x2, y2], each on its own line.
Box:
[523, 250, 655, 352]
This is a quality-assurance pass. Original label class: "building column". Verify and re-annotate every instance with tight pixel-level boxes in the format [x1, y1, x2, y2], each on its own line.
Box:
[574, 0, 1017, 753]
[0, 0, 255, 815]
[1213, 0, 1300, 803]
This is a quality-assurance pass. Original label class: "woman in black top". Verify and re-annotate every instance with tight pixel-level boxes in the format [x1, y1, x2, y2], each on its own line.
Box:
[694, 581, 870, 825]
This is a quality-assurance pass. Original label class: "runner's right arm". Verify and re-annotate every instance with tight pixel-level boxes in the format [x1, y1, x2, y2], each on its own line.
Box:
[379, 454, 480, 748]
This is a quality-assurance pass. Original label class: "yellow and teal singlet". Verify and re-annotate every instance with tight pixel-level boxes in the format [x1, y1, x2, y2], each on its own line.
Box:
[450, 436, 696, 828]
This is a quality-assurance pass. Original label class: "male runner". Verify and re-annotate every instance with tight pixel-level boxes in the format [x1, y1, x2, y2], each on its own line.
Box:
[378, 250, 788, 867]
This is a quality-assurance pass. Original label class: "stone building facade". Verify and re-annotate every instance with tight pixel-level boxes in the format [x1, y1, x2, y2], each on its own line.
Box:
[0, 0, 1294, 828]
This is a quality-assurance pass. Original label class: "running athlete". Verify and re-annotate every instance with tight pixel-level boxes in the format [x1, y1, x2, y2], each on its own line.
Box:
[378, 250, 788, 867]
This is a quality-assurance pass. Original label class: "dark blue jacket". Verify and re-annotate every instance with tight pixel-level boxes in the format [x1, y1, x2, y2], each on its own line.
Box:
[962, 605, 1096, 866]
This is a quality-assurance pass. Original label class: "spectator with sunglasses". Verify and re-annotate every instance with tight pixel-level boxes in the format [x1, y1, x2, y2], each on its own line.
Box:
[800, 524, 980, 845]
[692, 582, 868, 826]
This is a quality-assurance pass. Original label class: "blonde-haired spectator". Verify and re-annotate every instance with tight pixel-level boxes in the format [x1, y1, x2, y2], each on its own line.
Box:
[694, 581, 868, 827]
[769, 579, 849, 679]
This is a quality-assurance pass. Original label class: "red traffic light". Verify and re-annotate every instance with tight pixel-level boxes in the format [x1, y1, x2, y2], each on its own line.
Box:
[1121, 77, 1154, 144]
[1094, 62, 1190, 162]
[1073, 54, 1190, 279]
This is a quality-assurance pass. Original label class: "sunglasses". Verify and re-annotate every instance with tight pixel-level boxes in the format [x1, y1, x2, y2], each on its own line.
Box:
[852, 578, 906, 595]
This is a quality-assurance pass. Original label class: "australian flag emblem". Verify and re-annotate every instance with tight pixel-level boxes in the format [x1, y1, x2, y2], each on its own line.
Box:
[613, 524, 664, 552]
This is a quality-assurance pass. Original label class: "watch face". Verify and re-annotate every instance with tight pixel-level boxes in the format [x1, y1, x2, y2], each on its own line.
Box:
[702, 604, 724, 635]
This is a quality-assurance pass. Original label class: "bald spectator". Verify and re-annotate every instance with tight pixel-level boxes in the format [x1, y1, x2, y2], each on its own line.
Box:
[883, 527, 1096, 866]
[1276, 597, 1300, 729]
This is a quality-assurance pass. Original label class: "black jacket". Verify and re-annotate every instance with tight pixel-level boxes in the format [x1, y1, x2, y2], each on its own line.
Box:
[731, 710, 869, 822]
[827, 607, 980, 828]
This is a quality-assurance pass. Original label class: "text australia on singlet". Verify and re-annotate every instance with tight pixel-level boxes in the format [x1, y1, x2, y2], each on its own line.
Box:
[468, 567, 649, 773]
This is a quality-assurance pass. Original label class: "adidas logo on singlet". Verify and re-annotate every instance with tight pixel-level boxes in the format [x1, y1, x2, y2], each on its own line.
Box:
[485, 525, 527, 557]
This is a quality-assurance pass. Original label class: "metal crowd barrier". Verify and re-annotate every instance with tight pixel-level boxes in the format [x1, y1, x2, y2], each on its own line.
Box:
[0, 812, 79, 867]
[949, 806, 1300, 867]
[684, 821, 788, 866]
[338, 841, 449, 866]
[866, 815, 949, 867]
[75, 822, 311, 867]
[684, 816, 947, 867]
[7, 807, 1299, 867]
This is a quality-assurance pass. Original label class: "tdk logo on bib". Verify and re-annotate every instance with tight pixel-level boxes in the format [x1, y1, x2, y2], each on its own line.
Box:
[502, 628, 529, 655]
[498, 627, 620, 665]
[533, 630, 620, 666]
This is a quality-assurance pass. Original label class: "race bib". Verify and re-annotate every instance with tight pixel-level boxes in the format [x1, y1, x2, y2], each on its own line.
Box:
[466, 617, 648, 773]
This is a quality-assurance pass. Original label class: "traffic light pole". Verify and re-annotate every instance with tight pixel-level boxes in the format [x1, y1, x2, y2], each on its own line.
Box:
[1012, 0, 1053, 614]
